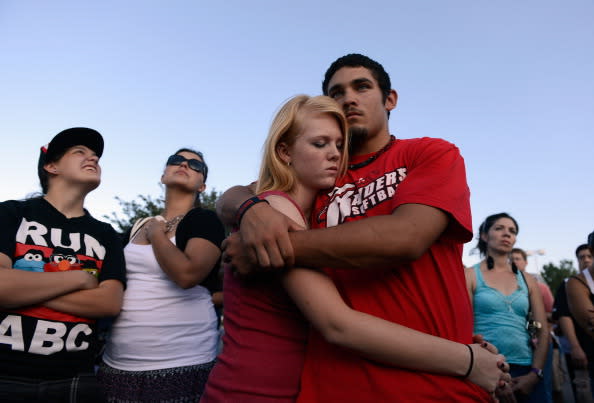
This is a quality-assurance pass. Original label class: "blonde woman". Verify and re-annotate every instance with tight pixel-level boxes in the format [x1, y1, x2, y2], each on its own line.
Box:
[202, 95, 507, 402]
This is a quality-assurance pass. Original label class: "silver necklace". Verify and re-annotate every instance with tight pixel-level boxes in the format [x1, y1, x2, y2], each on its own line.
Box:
[164, 214, 185, 232]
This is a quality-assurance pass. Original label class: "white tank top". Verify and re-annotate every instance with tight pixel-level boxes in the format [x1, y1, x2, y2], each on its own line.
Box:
[103, 238, 218, 371]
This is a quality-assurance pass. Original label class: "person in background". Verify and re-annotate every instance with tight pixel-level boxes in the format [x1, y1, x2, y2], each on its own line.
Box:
[512, 247, 555, 402]
[566, 237, 594, 401]
[576, 245, 593, 271]
[466, 213, 549, 402]
[0, 128, 126, 403]
[553, 244, 593, 402]
[98, 148, 225, 403]
[511, 248, 554, 314]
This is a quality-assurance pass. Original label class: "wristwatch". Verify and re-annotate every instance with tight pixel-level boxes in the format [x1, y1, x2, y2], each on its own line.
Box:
[530, 367, 544, 380]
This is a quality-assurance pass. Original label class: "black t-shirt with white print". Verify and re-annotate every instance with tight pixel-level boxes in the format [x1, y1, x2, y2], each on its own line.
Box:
[0, 197, 126, 379]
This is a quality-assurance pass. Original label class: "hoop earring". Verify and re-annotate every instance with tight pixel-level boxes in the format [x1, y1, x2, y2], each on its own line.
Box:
[287, 161, 291, 167]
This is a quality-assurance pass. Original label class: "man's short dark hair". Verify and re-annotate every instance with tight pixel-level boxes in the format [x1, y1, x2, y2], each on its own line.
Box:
[322, 53, 392, 103]
[577, 243, 592, 257]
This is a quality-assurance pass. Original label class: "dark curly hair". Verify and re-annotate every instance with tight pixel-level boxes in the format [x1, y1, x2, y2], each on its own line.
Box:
[322, 53, 392, 104]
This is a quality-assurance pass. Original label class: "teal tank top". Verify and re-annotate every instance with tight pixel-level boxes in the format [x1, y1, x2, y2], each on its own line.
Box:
[472, 264, 532, 365]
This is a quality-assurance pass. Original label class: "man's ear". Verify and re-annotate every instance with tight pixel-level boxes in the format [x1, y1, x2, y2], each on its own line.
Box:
[385, 89, 398, 112]
[276, 142, 291, 165]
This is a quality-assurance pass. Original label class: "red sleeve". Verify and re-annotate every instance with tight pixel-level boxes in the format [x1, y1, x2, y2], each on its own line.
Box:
[538, 282, 555, 313]
[393, 137, 472, 243]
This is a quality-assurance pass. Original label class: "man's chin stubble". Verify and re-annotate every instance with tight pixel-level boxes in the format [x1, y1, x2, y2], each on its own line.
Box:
[348, 126, 368, 154]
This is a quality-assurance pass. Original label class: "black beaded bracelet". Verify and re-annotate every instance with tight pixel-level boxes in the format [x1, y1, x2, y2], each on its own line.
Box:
[463, 344, 474, 378]
[235, 196, 270, 227]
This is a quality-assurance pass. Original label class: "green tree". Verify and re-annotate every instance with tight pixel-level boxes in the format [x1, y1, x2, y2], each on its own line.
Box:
[104, 189, 221, 233]
[200, 189, 220, 211]
[541, 259, 578, 295]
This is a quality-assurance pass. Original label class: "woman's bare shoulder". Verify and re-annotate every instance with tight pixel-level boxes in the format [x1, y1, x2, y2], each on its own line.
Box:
[264, 194, 306, 227]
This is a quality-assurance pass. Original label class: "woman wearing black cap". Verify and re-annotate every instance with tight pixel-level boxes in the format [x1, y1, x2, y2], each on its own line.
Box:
[0, 128, 126, 403]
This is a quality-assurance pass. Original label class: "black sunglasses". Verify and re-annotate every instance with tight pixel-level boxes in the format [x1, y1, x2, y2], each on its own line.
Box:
[166, 154, 207, 179]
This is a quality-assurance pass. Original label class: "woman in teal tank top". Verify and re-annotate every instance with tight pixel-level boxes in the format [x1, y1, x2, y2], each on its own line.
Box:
[465, 213, 549, 402]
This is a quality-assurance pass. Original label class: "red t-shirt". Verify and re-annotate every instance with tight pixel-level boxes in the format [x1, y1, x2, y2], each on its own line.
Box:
[202, 191, 309, 403]
[538, 282, 554, 313]
[298, 137, 491, 402]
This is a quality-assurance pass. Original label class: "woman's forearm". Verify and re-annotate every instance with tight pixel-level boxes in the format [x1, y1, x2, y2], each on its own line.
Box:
[215, 184, 255, 226]
[42, 279, 123, 318]
[528, 279, 549, 370]
[0, 266, 97, 309]
[283, 267, 503, 392]
[151, 233, 221, 289]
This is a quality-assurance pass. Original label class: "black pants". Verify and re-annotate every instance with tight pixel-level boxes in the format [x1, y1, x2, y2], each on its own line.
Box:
[0, 373, 106, 403]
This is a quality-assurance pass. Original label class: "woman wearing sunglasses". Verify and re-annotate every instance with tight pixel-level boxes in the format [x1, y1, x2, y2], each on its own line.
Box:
[98, 148, 225, 403]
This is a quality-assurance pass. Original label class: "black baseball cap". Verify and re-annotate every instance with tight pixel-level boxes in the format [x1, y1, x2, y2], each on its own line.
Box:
[38, 127, 104, 183]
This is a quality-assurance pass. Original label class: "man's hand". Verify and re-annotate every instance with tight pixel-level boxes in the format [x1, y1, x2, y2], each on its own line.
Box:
[240, 202, 304, 269]
[222, 232, 256, 276]
[223, 203, 304, 275]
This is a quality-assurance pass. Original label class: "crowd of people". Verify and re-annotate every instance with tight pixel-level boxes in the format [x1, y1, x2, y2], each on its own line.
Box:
[0, 53, 592, 403]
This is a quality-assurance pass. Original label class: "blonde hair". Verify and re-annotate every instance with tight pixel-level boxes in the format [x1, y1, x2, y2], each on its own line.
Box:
[257, 95, 348, 194]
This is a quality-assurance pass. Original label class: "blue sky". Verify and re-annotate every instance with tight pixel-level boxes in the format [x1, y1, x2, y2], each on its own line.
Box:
[1, 1, 592, 273]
